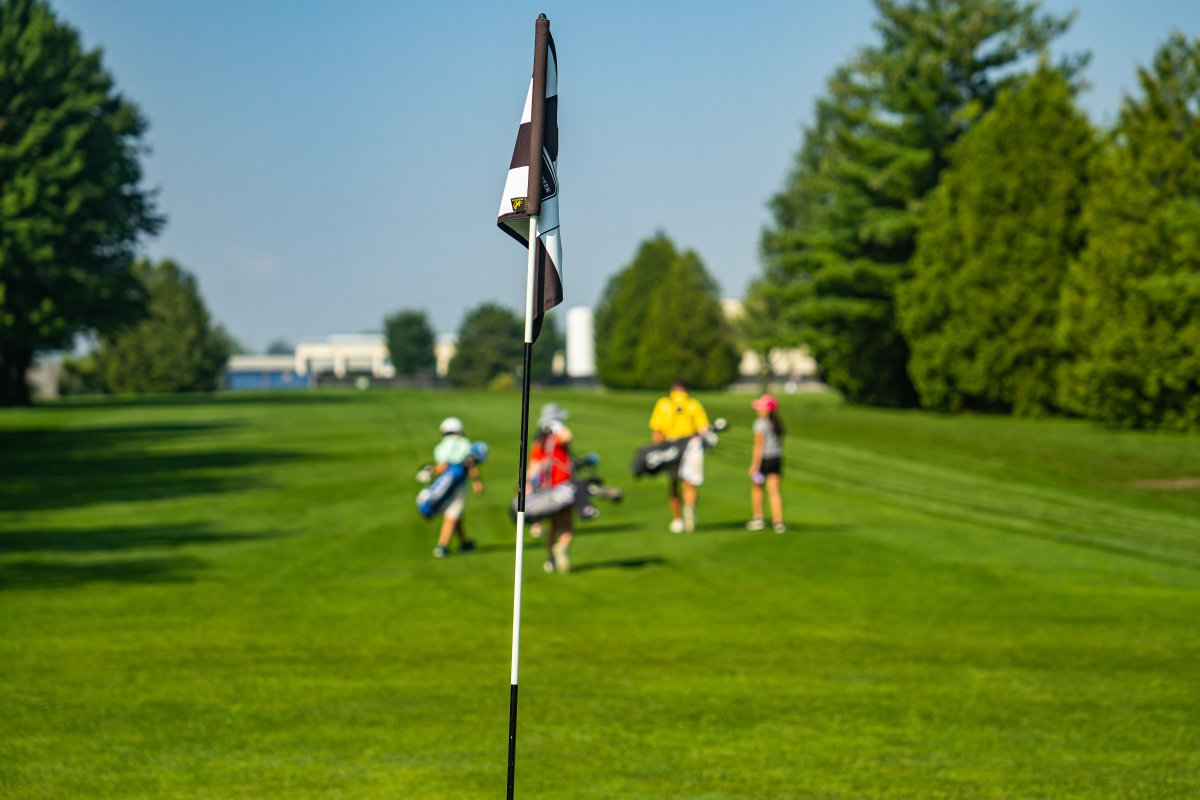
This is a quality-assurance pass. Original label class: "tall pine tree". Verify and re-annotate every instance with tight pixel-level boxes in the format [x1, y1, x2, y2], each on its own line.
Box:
[759, 0, 1079, 406]
[1057, 34, 1200, 430]
[899, 67, 1095, 415]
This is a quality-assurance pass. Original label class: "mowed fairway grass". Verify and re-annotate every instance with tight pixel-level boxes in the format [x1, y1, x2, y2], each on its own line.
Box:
[2, 390, 1198, 799]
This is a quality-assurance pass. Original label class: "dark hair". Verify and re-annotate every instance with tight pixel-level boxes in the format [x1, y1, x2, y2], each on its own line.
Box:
[768, 410, 784, 438]
[671, 378, 688, 392]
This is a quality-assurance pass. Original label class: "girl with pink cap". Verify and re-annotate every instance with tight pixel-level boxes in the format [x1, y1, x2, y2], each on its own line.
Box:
[747, 394, 786, 533]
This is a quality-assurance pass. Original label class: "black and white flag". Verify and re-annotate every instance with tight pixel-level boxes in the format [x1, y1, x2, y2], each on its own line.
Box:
[497, 28, 561, 342]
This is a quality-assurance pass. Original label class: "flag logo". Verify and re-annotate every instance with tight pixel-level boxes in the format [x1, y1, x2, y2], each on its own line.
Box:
[511, 197, 528, 213]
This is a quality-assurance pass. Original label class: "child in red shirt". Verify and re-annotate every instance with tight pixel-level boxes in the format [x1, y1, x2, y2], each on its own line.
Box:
[530, 406, 574, 574]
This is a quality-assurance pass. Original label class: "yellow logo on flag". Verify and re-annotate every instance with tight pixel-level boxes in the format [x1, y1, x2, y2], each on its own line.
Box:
[511, 197, 528, 213]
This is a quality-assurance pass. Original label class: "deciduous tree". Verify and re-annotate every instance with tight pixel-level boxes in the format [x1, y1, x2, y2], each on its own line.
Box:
[94, 259, 230, 394]
[383, 309, 435, 376]
[0, 0, 163, 404]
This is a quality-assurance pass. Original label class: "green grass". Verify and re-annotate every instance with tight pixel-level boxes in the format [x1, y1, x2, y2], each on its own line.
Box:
[1, 389, 1198, 799]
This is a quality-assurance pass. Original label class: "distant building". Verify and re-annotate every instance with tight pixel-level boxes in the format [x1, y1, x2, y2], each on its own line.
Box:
[294, 334, 395, 380]
[558, 299, 821, 390]
[721, 298, 820, 389]
[225, 355, 310, 390]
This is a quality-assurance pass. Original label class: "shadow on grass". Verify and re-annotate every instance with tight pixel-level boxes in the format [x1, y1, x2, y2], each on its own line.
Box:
[0, 554, 208, 591]
[692, 519, 752, 533]
[0, 421, 307, 512]
[576, 522, 638, 536]
[789, 522, 854, 534]
[0, 522, 277, 555]
[571, 556, 667, 574]
[38, 392, 352, 411]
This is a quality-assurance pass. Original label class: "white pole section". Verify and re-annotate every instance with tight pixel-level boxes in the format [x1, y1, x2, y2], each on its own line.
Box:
[511, 211, 538, 689]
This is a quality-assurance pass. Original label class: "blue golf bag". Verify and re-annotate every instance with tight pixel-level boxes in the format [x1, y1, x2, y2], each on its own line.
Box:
[416, 441, 488, 519]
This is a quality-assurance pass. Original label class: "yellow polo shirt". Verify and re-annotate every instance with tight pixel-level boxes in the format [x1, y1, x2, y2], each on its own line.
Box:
[649, 391, 710, 440]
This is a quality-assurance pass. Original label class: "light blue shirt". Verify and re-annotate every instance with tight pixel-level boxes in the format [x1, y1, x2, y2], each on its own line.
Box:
[434, 434, 472, 465]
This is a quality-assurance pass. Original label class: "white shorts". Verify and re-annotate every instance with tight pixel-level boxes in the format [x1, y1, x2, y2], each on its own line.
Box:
[442, 483, 468, 519]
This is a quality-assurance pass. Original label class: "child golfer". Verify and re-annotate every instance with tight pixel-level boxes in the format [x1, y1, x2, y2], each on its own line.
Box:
[747, 394, 786, 533]
[529, 404, 575, 574]
[431, 417, 484, 558]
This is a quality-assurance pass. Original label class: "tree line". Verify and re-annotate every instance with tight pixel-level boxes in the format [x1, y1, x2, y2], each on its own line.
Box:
[5, 0, 1197, 427]
[751, 0, 1200, 431]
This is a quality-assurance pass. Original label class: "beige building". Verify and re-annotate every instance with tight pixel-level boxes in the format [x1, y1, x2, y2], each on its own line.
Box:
[294, 334, 395, 379]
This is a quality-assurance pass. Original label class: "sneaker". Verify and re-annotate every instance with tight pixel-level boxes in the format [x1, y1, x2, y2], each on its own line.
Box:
[773, 522, 786, 534]
[552, 541, 571, 575]
[746, 518, 765, 531]
[460, 540, 476, 553]
[683, 506, 696, 533]
[530, 523, 543, 539]
[669, 518, 685, 534]
[432, 546, 449, 558]
[543, 559, 556, 573]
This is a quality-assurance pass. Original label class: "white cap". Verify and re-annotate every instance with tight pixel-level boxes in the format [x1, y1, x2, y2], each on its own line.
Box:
[439, 417, 463, 434]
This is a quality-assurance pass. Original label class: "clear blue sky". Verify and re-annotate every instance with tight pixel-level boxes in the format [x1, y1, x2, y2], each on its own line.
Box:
[51, 0, 1200, 349]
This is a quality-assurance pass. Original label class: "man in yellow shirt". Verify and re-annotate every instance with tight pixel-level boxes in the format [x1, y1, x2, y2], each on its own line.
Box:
[649, 380, 711, 532]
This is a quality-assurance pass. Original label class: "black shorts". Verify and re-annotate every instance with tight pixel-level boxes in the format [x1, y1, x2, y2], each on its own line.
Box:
[760, 456, 782, 476]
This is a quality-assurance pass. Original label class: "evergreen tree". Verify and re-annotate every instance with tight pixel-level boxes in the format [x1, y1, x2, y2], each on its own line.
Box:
[94, 259, 230, 394]
[594, 234, 738, 390]
[0, 0, 163, 404]
[759, 0, 1079, 406]
[446, 303, 522, 388]
[383, 309, 436, 376]
[594, 235, 675, 389]
[899, 67, 1095, 414]
[1057, 34, 1200, 430]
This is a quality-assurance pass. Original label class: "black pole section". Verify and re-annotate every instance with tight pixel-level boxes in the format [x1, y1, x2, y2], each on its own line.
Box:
[526, 14, 550, 216]
[516, 342, 533, 515]
[507, 340, 534, 800]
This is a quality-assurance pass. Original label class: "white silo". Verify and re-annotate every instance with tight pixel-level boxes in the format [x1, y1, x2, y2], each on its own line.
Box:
[565, 306, 595, 379]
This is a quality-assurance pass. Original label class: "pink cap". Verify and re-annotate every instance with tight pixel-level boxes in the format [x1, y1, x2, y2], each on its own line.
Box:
[752, 394, 778, 412]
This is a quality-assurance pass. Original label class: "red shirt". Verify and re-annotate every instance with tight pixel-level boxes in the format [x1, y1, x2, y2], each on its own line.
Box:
[530, 438, 572, 487]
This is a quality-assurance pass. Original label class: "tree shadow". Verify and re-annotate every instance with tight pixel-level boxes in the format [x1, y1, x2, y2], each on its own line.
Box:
[0, 421, 306, 512]
[0, 522, 278, 555]
[39, 393, 352, 410]
[0, 555, 208, 591]
[0, 520, 282, 590]
[571, 556, 668, 574]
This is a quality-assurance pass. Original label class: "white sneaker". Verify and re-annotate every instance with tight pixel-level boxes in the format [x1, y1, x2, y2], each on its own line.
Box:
[668, 518, 685, 534]
[746, 518, 765, 531]
[552, 541, 571, 574]
[773, 522, 786, 534]
[683, 506, 695, 533]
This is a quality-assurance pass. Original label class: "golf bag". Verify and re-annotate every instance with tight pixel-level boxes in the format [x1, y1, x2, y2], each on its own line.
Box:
[630, 419, 726, 478]
[415, 441, 489, 519]
[510, 453, 624, 523]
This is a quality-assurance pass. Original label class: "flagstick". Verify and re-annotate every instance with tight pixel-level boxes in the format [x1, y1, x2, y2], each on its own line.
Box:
[507, 211, 538, 800]
[508, 16, 550, 798]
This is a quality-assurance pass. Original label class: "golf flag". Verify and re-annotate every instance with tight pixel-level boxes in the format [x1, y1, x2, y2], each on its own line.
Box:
[497, 23, 561, 342]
